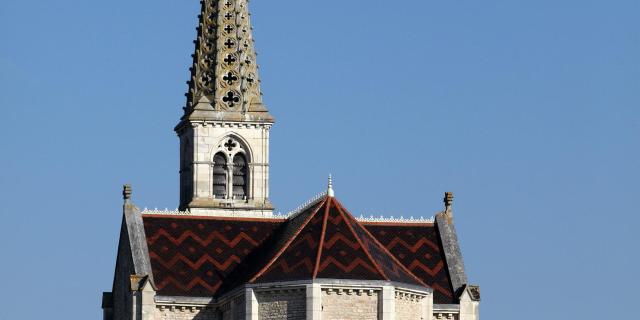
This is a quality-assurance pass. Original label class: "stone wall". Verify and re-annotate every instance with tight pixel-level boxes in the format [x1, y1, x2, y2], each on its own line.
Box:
[395, 292, 422, 320]
[154, 306, 218, 320]
[321, 288, 379, 320]
[182, 122, 272, 211]
[256, 289, 306, 320]
[112, 221, 135, 320]
[233, 295, 245, 320]
[130, 283, 455, 320]
[433, 313, 459, 320]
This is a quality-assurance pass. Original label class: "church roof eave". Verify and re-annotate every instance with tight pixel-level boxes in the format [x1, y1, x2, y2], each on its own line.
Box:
[174, 112, 275, 133]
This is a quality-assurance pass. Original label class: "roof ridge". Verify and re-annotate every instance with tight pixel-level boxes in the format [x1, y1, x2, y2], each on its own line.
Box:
[332, 197, 390, 281]
[279, 191, 328, 219]
[312, 197, 332, 278]
[249, 197, 328, 283]
[333, 198, 430, 288]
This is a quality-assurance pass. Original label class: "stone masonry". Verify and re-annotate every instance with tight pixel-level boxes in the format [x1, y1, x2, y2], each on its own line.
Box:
[321, 288, 379, 320]
[154, 307, 218, 320]
[395, 291, 423, 320]
[178, 122, 273, 216]
[256, 289, 306, 320]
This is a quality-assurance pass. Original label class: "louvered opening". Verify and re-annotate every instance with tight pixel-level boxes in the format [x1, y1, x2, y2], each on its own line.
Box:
[212, 152, 227, 199]
[232, 153, 247, 199]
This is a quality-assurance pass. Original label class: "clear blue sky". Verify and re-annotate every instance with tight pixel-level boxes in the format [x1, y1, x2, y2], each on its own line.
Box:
[0, 0, 638, 319]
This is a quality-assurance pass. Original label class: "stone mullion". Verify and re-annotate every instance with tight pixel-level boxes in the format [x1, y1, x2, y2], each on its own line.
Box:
[247, 163, 255, 201]
[226, 163, 233, 200]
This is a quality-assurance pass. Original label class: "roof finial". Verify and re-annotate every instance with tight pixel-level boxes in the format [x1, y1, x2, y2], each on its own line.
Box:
[327, 174, 335, 197]
[444, 191, 453, 212]
[123, 184, 132, 204]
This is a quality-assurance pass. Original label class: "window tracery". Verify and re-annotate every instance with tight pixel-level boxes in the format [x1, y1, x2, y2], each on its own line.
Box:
[212, 137, 250, 200]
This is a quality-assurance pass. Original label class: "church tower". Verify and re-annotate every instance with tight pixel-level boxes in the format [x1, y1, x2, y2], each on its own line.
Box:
[104, 2, 480, 319]
[174, 0, 275, 216]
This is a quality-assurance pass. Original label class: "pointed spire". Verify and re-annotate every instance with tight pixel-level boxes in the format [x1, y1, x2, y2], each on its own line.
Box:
[182, 0, 273, 122]
[327, 174, 335, 197]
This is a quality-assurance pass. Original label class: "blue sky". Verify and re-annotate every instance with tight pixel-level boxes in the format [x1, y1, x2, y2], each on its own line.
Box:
[0, 0, 638, 319]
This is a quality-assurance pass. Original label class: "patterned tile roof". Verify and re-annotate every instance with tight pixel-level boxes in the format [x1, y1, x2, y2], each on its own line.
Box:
[142, 196, 458, 302]
[251, 197, 424, 287]
[363, 223, 456, 304]
[142, 215, 283, 297]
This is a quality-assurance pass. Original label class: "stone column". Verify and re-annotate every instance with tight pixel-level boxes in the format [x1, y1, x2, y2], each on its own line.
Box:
[306, 283, 322, 320]
[421, 293, 433, 320]
[459, 290, 480, 320]
[140, 282, 156, 320]
[381, 286, 396, 320]
[227, 163, 234, 199]
[245, 288, 258, 320]
[192, 123, 201, 199]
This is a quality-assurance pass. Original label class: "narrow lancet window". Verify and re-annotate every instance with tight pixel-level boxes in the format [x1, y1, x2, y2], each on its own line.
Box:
[212, 153, 227, 199]
[232, 153, 247, 199]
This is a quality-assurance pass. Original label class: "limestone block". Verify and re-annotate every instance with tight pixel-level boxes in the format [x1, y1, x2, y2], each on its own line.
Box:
[321, 288, 379, 320]
[256, 290, 306, 320]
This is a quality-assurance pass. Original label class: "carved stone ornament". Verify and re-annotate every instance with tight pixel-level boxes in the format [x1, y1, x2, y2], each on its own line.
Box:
[183, 0, 264, 114]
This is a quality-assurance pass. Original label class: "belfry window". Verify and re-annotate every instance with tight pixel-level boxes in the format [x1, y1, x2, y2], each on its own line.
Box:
[212, 153, 227, 198]
[232, 154, 247, 199]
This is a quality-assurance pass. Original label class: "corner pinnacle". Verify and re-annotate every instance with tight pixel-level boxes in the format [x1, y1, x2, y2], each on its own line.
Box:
[444, 191, 453, 212]
[123, 184, 132, 204]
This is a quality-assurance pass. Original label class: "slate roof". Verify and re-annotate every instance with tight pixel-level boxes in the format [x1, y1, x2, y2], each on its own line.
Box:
[142, 195, 461, 303]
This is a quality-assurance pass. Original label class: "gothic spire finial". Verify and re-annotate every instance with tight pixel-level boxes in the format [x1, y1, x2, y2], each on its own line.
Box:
[123, 184, 132, 204]
[327, 174, 335, 197]
[181, 0, 273, 122]
[444, 191, 453, 212]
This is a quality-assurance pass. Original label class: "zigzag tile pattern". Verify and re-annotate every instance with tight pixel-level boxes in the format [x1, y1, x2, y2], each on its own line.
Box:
[143, 216, 281, 296]
[253, 197, 424, 287]
[363, 223, 456, 304]
[341, 214, 424, 285]
[141, 197, 457, 302]
[254, 207, 324, 282]
[315, 203, 382, 280]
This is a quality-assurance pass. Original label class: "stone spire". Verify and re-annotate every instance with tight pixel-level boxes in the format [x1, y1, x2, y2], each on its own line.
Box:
[182, 0, 273, 123]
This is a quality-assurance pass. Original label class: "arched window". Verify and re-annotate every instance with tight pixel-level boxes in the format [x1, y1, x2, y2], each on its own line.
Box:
[232, 153, 247, 199]
[212, 152, 227, 199]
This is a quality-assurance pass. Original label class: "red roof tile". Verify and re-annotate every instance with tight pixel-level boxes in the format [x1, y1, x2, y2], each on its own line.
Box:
[363, 223, 456, 304]
[143, 215, 282, 297]
[142, 196, 457, 302]
[251, 197, 425, 287]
